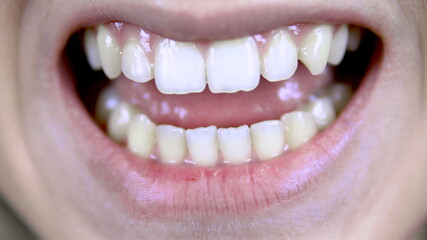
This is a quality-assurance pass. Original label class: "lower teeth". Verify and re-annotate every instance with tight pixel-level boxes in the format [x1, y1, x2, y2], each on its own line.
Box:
[95, 83, 352, 167]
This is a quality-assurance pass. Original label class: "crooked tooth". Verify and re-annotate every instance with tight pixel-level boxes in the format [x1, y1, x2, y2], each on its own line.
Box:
[96, 25, 122, 79]
[347, 27, 362, 52]
[207, 37, 260, 93]
[122, 38, 153, 83]
[95, 86, 120, 126]
[218, 125, 251, 165]
[186, 126, 218, 167]
[107, 102, 137, 143]
[328, 24, 349, 65]
[326, 83, 353, 113]
[155, 39, 206, 94]
[127, 114, 156, 158]
[157, 125, 187, 164]
[302, 98, 336, 130]
[281, 111, 318, 149]
[251, 120, 285, 161]
[261, 30, 298, 81]
[298, 25, 333, 75]
[83, 28, 102, 71]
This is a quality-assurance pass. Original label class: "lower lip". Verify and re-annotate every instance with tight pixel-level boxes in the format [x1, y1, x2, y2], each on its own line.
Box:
[55, 50, 379, 219]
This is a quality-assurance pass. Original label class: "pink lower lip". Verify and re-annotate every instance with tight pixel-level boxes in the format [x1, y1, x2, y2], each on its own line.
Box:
[54, 44, 380, 219]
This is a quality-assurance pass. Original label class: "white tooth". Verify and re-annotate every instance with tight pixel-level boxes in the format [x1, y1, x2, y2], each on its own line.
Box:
[207, 37, 260, 93]
[96, 25, 122, 79]
[347, 27, 362, 52]
[127, 114, 156, 158]
[217, 125, 251, 165]
[298, 25, 333, 75]
[83, 28, 102, 71]
[157, 125, 187, 164]
[327, 83, 353, 113]
[250, 120, 285, 161]
[95, 86, 120, 126]
[107, 102, 137, 143]
[122, 38, 153, 83]
[302, 98, 336, 130]
[261, 30, 298, 81]
[328, 24, 349, 65]
[155, 39, 206, 94]
[186, 126, 218, 167]
[281, 111, 318, 149]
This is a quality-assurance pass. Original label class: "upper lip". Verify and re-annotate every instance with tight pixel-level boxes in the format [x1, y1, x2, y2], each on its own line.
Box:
[45, 0, 390, 47]
[27, 0, 385, 222]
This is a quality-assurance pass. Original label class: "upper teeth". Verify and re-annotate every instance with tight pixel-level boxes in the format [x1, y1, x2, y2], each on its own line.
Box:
[83, 28, 102, 71]
[96, 25, 122, 79]
[122, 37, 153, 83]
[328, 24, 350, 65]
[347, 26, 362, 52]
[155, 39, 206, 94]
[298, 25, 333, 75]
[84, 23, 359, 94]
[207, 37, 260, 93]
[261, 29, 298, 82]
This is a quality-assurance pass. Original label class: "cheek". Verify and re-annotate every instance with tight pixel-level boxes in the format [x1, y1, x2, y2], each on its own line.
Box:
[0, 0, 35, 213]
[347, 24, 427, 236]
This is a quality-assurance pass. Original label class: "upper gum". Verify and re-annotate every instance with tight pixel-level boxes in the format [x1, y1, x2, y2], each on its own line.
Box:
[96, 22, 341, 60]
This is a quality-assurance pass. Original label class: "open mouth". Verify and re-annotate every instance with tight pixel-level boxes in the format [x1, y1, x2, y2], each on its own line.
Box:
[45, 5, 381, 219]
[67, 22, 375, 167]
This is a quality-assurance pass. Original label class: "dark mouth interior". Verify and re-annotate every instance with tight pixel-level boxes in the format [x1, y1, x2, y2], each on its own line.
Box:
[63, 26, 379, 125]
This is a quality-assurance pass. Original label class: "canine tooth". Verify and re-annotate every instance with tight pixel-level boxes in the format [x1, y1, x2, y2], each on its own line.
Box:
[347, 27, 362, 52]
[186, 126, 218, 167]
[327, 83, 353, 113]
[107, 102, 137, 143]
[96, 25, 122, 79]
[218, 125, 251, 165]
[127, 114, 156, 158]
[328, 24, 349, 65]
[261, 30, 298, 81]
[155, 39, 206, 94]
[157, 125, 187, 164]
[122, 38, 153, 83]
[95, 86, 120, 126]
[302, 98, 336, 130]
[251, 120, 285, 161]
[83, 28, 102, 71]
[207, 37, 260, 93]
[298, 25, 333, 75]
[281, 111, 318, 149]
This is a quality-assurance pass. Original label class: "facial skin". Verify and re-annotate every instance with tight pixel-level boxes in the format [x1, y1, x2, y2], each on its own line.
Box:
[1, 0, 427, 239]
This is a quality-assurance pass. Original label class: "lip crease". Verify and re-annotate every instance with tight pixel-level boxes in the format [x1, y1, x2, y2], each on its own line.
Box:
[45, 0, 383, 220]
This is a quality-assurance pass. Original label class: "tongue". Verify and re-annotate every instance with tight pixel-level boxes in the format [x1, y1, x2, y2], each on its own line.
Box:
[115, 65, 332, 129]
